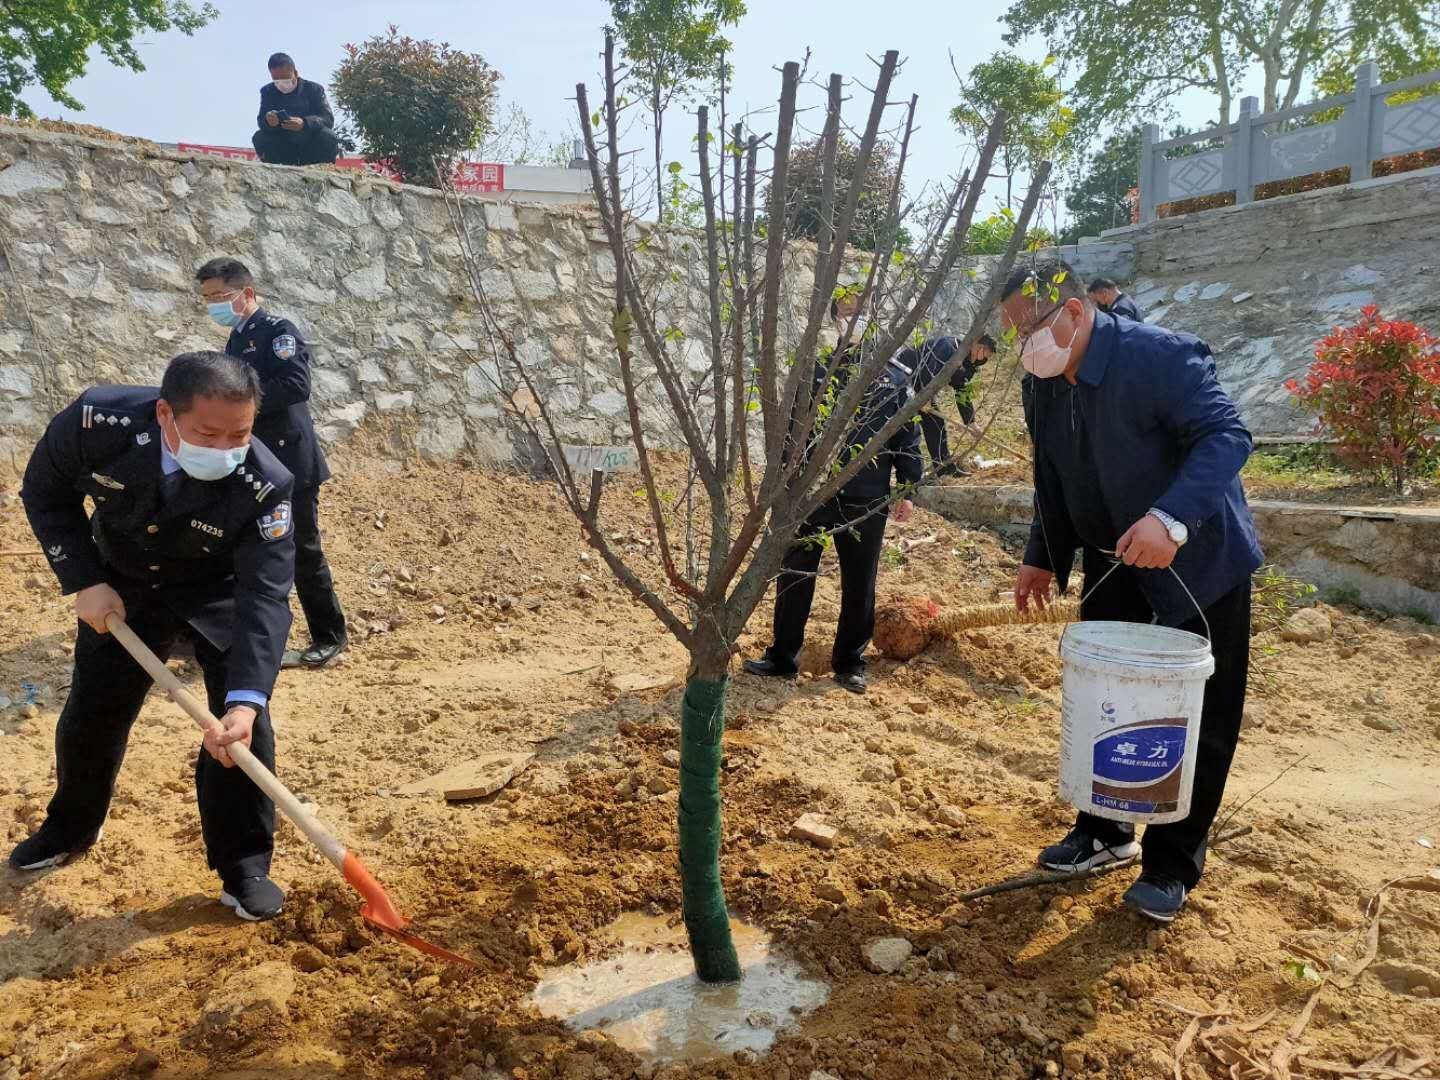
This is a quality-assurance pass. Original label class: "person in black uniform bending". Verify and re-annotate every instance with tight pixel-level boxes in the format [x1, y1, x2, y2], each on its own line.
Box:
[252, 52, 341, 167]
[904, 332, 995, 477]
[12, 353, 295, 921]
[742, 291, 924, 694]
[197, 257, 347, 668]
[1086, 278, 1142, 322]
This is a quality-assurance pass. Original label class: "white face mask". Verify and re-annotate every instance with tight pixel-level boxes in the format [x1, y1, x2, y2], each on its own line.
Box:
[273, 77, 298, 93]
[169, 418, 248, 481]
[1021, 309, 1080, 378]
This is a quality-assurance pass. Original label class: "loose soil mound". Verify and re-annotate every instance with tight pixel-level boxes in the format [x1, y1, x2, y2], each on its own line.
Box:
[0, 457, 1436, 1079]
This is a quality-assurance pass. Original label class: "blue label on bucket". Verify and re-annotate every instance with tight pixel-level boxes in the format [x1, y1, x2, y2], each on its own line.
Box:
[1092, 725, 1187, 785]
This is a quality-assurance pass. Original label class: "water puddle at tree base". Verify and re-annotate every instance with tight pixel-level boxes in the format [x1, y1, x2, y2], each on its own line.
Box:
[530, 912, 829, 1065]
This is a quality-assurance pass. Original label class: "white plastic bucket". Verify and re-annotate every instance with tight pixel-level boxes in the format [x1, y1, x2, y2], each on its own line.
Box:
[1058, 621, 1215, 825]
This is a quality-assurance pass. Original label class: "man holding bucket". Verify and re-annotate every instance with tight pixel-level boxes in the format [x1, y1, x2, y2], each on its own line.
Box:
[1001, 261, 1263, 923]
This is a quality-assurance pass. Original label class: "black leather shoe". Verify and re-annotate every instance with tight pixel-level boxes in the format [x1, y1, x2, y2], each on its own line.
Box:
[834, 670, 867, 694]
[8, 824, 101, 870]
[742, 657, 798, 679]
[299, 637, 347, 669]
[220, 875, 285, 921]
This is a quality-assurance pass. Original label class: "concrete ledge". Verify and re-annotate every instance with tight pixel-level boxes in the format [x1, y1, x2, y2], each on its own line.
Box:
[916, 484, 1440, 620]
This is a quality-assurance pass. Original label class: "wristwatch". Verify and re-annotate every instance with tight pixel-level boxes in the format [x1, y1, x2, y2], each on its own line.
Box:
[1147, 507, 1189, 547]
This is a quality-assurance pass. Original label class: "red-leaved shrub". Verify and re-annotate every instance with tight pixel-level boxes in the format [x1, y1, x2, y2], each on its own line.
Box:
[1287, 306, 1440, 491]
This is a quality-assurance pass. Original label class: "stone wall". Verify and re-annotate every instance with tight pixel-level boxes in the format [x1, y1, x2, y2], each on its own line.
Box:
[1085, 166, 1440, 436]
[0, 124, 860, 464]
[915, 483, 1440, 621]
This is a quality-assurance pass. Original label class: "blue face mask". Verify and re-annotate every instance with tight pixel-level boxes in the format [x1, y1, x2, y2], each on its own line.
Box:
[170, 418, 248, 481]
[208, 300, 245, 328]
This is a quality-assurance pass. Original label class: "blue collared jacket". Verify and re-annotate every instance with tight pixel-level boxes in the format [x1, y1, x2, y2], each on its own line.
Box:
[1021, 311, 1264, 624]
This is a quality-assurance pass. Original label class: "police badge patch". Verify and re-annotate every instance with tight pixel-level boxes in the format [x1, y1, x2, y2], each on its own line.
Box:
[272, 334, 298, 360]
[257, 501, 293, 542]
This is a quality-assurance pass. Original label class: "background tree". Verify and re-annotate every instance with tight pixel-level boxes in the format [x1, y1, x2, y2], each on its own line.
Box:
[476, 102, 575, 166]
[609, 0, 746, 219]
[952, 52, 1074, 208]
[444, 36, 1047, 983]
[0, 0, 216, 119]
[332, 26, 500, 187]
[967, 209, 1055, 254]
[1003, 0, 1440, 131]
[780, 136, 910, 251]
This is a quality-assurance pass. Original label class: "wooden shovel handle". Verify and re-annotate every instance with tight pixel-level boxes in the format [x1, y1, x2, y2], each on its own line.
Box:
[103, 613, 346, 867]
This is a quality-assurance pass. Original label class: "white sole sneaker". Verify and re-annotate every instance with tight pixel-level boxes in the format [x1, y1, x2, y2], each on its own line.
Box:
[219, 890, 277, 921]
[1040, 839, 1141, 873]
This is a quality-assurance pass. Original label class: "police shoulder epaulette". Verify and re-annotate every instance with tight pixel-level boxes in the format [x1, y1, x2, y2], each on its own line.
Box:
[80, 402, 138, 432]
[234, 462, 277, 503]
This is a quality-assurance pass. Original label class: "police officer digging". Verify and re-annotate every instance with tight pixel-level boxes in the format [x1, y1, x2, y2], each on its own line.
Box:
[742, 289, 923, 695]
[12, 353, 295, 921]
[197, 257, 347, 668]
[904, 332, 996, 477]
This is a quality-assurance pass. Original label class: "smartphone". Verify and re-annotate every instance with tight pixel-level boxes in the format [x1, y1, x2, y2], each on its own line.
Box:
[274, 109, 291, 122]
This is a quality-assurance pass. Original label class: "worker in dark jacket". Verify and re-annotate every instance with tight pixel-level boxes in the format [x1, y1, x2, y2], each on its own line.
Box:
[743, 291, 924, 694]
[12, 353, 295, 922]
[903, 332, 995, 476]
[197, 257, 347, 668]
[252, 52, 340, 166]
[1002, 261, 1263, 924]
[1086, 277, 1142, 322]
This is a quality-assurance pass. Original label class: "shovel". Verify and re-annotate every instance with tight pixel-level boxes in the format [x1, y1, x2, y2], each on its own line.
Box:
[105, 613, 473, 966]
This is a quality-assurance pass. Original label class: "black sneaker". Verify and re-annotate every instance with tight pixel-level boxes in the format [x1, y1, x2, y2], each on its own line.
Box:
[1038, 825, 1140, 873]
[220, 876, 285, 921]
[1123, 871, 1188, 923]
[8, 824, 101, 870]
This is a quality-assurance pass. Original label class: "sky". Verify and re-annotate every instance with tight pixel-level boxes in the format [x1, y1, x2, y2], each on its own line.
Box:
[20, 0, 1238, 226]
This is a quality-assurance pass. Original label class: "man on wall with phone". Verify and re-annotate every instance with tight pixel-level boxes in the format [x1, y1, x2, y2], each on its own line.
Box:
[252, 51, 340, 167]
[11, 353, 296, 922]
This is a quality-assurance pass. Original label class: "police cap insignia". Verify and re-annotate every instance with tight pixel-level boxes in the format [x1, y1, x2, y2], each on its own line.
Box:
[272, 334, 298, 360]
[257, 501, 293, 542]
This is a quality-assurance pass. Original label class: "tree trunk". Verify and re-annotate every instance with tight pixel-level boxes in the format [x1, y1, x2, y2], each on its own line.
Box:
[677, 639, 740, 983]
[654, 84, 666, 222]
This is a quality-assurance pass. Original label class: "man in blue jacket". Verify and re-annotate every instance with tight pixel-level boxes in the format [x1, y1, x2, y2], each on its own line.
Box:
[252, 52, 340, 167]
[1002, 260, 1263, 923]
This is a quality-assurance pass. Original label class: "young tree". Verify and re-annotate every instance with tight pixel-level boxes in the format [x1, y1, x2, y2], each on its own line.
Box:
[0, 0, 217, 118]
[1003, 0, 1440, 130]
[966, 210, 1055, 254]
[781, 136, 910, 251]
[952, 52, 1074, 208]
[476, 102, 574, 166]
[608, 0, 746, 218]
[442, 34, 1049, 983]
[332, 26, 500, 187]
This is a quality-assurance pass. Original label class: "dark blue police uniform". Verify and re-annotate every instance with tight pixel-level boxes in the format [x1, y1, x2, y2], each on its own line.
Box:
[763, 354, 924, 676]
[21, 386, 296, 882]
[227, 310, 346, 652]
[899, 334, 985, 471]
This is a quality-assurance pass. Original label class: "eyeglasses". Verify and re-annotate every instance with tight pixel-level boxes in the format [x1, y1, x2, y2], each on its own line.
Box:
[1015, 304, 1064, 343]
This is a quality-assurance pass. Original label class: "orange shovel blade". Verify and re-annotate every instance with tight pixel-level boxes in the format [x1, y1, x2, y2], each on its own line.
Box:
[342, 852, 476, 967]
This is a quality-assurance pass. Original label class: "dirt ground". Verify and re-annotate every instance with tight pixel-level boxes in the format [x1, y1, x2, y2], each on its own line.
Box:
[1, 455, 1437, 1080]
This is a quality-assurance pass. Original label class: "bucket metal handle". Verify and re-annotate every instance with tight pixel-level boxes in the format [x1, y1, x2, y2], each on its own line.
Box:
[1056, 551, 1211, 656]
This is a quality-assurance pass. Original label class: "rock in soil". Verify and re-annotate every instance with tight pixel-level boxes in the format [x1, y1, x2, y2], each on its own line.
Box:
[1281, 607, 1333, 643]
[862, 937, 913, 974]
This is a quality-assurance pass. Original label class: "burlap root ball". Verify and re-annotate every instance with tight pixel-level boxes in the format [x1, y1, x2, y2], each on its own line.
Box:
[873, 596, 940, 660]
